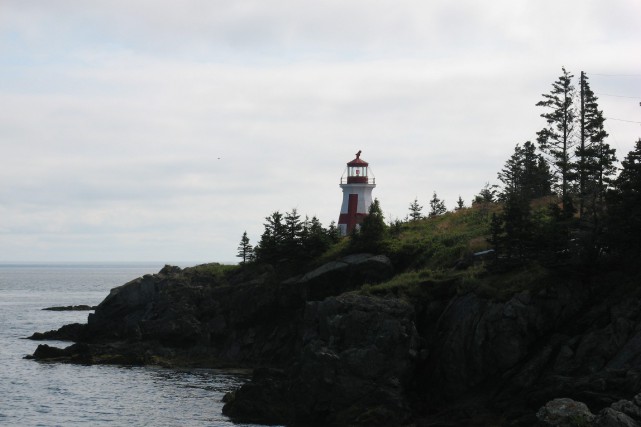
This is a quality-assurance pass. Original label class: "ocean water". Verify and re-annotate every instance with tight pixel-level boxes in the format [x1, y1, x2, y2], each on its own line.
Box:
[0, 263, 269, 427]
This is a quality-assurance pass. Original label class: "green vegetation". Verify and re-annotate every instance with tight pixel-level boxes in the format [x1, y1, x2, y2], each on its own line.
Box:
[188, 263, 240, 285]
[234, 67, 641, 301]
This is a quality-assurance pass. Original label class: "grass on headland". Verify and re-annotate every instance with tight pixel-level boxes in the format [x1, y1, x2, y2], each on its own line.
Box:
[356, 203, 555, 302]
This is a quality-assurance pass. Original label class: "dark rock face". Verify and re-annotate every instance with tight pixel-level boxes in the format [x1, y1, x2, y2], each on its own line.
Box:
[423, 284, 585, 412]
[83, 266, 305, 362]
[223, 293, 418, 426]
[30, 255, 392, 366]
[292, 253, 394, 301]
[26, 256, 641, 426]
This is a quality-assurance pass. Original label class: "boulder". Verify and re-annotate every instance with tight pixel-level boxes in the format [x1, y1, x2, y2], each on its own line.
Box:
[594, 408, 640, 427]
[27, 343, 92, 364]
[536, 398, 595, 426]
[611, 399, 641, 422]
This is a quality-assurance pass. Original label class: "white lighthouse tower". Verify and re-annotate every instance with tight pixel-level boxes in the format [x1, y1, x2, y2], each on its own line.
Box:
[338, 150, 376, 235]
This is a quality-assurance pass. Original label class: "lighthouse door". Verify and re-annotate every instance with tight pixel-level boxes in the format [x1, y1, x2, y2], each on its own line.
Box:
[348, 194, 358, 214]
[347, 194, 358, 232]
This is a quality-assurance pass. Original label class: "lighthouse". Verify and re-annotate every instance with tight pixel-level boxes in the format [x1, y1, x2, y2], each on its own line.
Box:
[338, 150, 376, 235]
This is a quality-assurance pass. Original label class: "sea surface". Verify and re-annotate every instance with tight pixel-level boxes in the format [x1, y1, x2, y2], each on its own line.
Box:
[0, 263, 271, 427]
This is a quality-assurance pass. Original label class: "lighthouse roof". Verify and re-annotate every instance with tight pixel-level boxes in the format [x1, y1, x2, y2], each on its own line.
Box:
[347, 150, 368, 166]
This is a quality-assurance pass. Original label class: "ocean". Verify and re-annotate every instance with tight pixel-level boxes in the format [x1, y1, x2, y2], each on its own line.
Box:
[0, 263, 270, 427]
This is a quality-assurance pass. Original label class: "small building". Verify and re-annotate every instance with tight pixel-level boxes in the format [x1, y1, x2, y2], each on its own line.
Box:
[338, 150, 376, 235]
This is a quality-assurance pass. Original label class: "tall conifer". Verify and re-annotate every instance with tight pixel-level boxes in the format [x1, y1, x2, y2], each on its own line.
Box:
[237, 231, 254, 264]
[536, 67, 576, 211]
[576, 72, 616, 222]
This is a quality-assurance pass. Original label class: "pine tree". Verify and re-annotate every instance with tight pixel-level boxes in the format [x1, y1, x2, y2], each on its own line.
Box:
[455, 195, 465, 211]
[236, 231, 254, 264]
[536, 67, 576, 209]
[473, 183, 498, 205]
[502, 192, 533, 260]
[498, 146, 522, 197]
[428, 192, 447, 217]
[408, 198, 423, 221]
[498, 141, 552, 201]
[351, 198, 387, 252]
[283, 208, 303, 256]
[576, 72, 616, 223]
[254, 211, 285, 263]
[301, 216, 333, 260]
[607, 139, 641, 256]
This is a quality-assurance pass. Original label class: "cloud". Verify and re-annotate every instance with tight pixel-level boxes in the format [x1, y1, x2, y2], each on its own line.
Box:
[0, 0, 639, 262]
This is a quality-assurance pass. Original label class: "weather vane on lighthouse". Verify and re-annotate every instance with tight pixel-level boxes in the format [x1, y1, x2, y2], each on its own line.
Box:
[338, 150, 376, 235]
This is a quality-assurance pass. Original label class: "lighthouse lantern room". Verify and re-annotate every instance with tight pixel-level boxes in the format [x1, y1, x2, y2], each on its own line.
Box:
[338, 150, 376, 235]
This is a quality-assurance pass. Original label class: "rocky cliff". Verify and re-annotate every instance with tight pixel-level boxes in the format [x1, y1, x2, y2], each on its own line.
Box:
[27, 256, 641, 426]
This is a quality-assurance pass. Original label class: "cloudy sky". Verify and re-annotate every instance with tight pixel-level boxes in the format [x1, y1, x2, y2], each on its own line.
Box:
[1, 1, 640, 264]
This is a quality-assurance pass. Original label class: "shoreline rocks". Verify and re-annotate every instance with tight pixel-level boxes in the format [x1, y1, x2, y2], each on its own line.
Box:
[42, 305, 96, 311]
[28, 323, 86, 341]
[537, 395, 641, 427]
[25, 257, 641, 426]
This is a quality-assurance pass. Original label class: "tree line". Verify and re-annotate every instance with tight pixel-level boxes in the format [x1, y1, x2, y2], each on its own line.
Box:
[237, 209, 341, 274]
[237, 67, 641, 270]
[487, 68, 640, 267]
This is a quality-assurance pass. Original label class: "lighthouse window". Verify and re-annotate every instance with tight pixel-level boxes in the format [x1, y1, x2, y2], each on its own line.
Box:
[349, 166, 367, 177]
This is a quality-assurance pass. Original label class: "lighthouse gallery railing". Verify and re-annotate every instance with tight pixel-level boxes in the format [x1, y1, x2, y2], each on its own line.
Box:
[340, 177, 376, 185]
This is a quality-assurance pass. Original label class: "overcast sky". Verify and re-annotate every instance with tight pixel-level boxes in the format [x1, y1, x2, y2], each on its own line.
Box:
[1, 1, 640, 264]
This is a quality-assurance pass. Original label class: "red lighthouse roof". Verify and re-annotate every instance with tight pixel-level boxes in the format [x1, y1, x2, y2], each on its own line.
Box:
[347, 150, 368, 166]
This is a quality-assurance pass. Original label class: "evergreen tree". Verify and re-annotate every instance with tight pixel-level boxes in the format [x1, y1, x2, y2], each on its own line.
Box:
[497, 146, 522, 197]
[607, 139, 641, 256]
[254, 211, 285, 263]
[253, 209, 340, 271]
[283, 208, 303, 255]
[301, 216, 334, 260]
[498, 141, 552, 201]
[455, 195, 465, 211]
[350, 198, 387, 252]
[326, 221, 341, 244]
[488, 213, 504, 255]
[428, 192, 447, 217]
[408, 198, 423, 221]
[540, 201, 574, 262]
[536, 67, 576, 209]
[576, 72, 617, 223]
[236, 231, 254, 264]
[473, 183, 498, 205]
[501, 192, 533, 260]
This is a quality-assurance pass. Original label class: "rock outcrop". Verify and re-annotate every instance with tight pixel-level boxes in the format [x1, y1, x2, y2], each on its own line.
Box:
[42, 305, 96, 311]
[26, 256, 641, 426]
[223, 293, 417, 426]
[28, 255, 393, 364]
